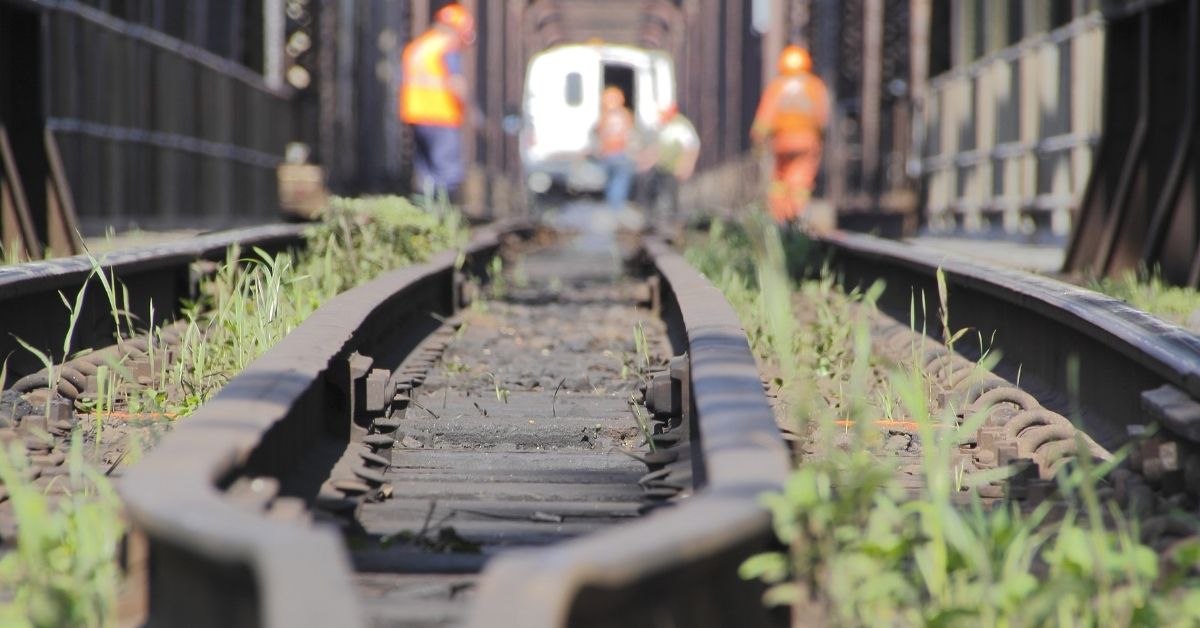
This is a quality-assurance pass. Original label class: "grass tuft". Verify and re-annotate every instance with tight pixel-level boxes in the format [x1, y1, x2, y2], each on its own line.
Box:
[687, 215, 1200, 626]
[0, 195, 466, 625]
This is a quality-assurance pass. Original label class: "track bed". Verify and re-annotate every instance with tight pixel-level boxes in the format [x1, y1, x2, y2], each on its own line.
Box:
[350, 236, 671, 627]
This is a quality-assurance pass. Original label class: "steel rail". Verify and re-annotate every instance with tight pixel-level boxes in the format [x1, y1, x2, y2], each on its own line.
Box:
[815, 230, 1200, 449]
[119, 222, 514, 628]
[466, 237, 790, 628]
[119, 230, 790, 627]
[0, 224, 306, 379]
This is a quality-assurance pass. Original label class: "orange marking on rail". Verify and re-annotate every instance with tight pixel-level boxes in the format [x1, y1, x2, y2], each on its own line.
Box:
[85, 411, 178, 421]
[834, 419, 951, 431]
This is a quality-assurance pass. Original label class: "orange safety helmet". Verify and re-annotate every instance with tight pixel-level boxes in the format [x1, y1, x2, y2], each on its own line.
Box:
[602, 86, 626, 109]
[779, 45, 812, 76]
[660, 103, 679, 123]
[435, 4, 475, 44]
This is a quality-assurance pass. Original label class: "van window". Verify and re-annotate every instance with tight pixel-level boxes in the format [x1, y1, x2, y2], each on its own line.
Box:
[565, 72, 583, 106]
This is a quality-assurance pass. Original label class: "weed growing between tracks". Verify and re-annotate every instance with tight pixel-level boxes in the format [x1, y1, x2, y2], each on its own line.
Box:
[1, 196, 464, 626]
[0, 433, 122, 626]
[685, 217, 1200, 626]
[143, 196, 466, 415]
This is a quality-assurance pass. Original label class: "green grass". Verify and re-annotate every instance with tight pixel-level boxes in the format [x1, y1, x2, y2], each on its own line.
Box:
[686, 216, 1200, 627]
[0, 195, 466, 626]
[0, 433, 122, 628]
[111, 195, 466, 417]
[1088, 269, 1200, 329]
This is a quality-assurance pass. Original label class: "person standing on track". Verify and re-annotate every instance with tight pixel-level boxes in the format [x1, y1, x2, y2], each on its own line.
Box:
[751, 45, 829, 226]
[643, 104, 700, 218]
[592, 86, 638, 210]
[400, 4, 475, 201]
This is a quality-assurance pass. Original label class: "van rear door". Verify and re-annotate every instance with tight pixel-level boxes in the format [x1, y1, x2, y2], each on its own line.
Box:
[522, 47, 601, 165]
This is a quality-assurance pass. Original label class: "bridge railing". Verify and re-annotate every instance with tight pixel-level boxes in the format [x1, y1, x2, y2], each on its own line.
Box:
[918, 13, 1104, 240]
[43, 2, 292, 232]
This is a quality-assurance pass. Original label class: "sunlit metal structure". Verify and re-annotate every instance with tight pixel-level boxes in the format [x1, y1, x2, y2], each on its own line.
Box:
[0, 0, 793, 252]
[918, 0, 1104, 240]
[0, 0, 292, 256]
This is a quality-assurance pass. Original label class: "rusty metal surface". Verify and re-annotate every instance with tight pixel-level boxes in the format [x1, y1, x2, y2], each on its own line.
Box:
[120, 221, 789, 627]
[0, 223, 305, 378]
[817, 229, 1200, 450]
[31, 0, 292, 231]
[119, 223, 513, 628]
[465, 237, 790, 628]
[352, 244, 671, 627]
[1065, 0, 1200, 285]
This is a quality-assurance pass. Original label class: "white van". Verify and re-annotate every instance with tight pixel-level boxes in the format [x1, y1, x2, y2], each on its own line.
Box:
[520, 44, 676, 197]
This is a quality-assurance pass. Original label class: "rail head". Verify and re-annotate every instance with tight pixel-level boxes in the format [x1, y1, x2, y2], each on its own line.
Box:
[818, 230, 1200, 447]
[466, 237, 790, 628]
[0, 224, 307, 299]
[120, 223, 515, 628]
[821, 231, 1200, 394]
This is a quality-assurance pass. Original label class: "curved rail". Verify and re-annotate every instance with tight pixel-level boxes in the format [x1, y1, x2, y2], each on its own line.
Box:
[816, 230, 1200, 450]
[120, 223, 511, 627]
[119, 230, 790, 627]
[0, 224, 305, 378]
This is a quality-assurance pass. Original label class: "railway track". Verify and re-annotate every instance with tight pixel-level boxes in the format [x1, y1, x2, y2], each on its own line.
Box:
[350, 235, 676, 626]
[0, 225, 305, 539]
[118, 218, 789, 627]
[814, 231, 1200, 456]
[810, 231, 1200, 545]
[7, 217, 1200, 626]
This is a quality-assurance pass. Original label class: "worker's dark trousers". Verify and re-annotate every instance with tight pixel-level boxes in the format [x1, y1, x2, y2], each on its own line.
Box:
[412, 124, 465, 198]
[638, 169, 679, 219]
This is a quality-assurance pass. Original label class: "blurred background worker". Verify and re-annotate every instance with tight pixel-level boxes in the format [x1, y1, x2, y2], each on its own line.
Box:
[400, 4, 475, 200]
[751, 45, 829, 226]
[641, 104, 700, 218]
[592, 86, 637, 210]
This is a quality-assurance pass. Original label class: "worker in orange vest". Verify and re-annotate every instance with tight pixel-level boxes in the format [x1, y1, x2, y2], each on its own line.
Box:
[592, 86, 637, 210]
[400, 4, 475, 198]
[751, 45, 829, 225]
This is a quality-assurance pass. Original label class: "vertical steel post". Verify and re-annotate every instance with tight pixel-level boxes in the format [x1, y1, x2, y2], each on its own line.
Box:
[860, 0, 882, 202]
[263, 0, 285, 90]
[908, 0, 929, 180]
[724, 0, 743, 160]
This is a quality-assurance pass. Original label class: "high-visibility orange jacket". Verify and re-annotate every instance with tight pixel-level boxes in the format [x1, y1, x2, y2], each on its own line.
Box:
[751, 73, 829, 153]
[594, 107, 635, 157]
[400, 30, 463, 127]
